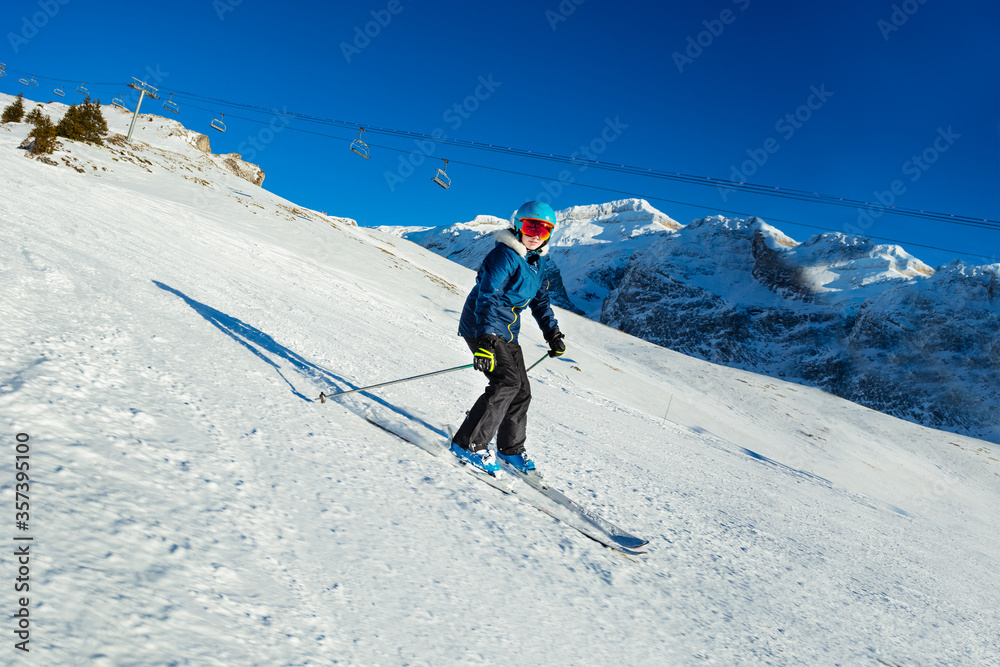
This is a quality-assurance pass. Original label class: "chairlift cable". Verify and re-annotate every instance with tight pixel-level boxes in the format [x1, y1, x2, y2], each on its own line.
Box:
[168, 102, 996, 259]
[163, 89, 999, 229]
[6, 68, 996, 243]
[5, 68, 998, 228]
[0, 67, 122, 86]
[174, 99, 999, 233]
[161, 89, 1000, 226]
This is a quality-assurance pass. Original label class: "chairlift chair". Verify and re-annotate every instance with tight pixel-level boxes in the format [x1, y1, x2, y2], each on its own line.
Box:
[77, 81, 89, 96]
[0, 64, 6, 78]
[112, 98, 128, 111]
[23, 76, 39, 87]
[53, 87, 65, 97]
[350, 127, 371, 159]
[162, 93, 179, 114]
[432, 159, 451, 189]
[210, 113, 226, 133]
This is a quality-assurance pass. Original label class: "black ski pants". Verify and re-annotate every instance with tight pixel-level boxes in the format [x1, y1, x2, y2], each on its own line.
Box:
[453, 338, 530, 455]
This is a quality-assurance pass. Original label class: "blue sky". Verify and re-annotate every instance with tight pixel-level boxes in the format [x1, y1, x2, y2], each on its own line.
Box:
[2, 0, 998, 267]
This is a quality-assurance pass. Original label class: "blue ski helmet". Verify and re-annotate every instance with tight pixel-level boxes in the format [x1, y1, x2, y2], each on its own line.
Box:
[511, 201, 557, 233]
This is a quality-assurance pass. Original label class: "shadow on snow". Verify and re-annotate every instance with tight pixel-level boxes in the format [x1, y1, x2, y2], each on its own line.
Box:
[153, 280, 446, 436]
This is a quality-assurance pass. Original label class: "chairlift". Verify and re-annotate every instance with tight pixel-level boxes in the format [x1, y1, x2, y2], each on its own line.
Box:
[162, 93, 179, 114]
[127, 77, 158, 99]
[111, 98, 128, 111]
[20, 75, 39, 87]
[0, 64, 6, 78]
[350, 127, 371, 159]
[53, 87, 65, 97]
[432, 159, 451, 190]
[77, 81, 89, 96]
[210, 113, 226, 133]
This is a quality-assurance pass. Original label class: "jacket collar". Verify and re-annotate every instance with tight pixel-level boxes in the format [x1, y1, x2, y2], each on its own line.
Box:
[495, 228, 549, 258]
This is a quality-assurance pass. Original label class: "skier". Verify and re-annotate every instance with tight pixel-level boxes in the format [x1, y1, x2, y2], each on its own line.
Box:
[450, 201, 567, 476]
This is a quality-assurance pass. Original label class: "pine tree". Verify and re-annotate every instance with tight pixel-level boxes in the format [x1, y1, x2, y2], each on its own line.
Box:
[80, 96, 108, 145]
[24, 106, 44, 125]
[55, 102, 81, 140]
[1, 93, 25, 123]
[27, 114, 58, 155]
[56, 96, 108, 145]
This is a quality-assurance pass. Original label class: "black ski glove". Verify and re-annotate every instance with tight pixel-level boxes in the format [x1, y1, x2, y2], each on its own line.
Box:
[544, 329, 566, 357]
[473, 334, 501, 373]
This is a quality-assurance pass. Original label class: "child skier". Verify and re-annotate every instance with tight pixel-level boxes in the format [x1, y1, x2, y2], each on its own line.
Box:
[451, 201, 567, 476]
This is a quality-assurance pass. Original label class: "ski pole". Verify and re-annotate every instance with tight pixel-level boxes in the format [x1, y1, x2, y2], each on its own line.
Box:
[526, 353, 550, 372]
[319, 364, 473, 402]
[319, 353, 552, 403]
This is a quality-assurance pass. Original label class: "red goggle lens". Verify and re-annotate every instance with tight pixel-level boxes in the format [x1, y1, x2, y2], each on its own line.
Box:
[520, 219, 553, 240]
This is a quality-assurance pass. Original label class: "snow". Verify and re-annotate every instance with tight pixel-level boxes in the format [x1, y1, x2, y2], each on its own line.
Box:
[2, 93, 999, 665]
[789, 233, 935, 295]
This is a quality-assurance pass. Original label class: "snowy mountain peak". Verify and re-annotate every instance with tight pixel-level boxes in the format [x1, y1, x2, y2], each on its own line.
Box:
[798, 231, 931, 269]
[467, 213, 507, 226]
[553, 198, 681, 246]
[672, 216, 934, 295]
[557, 197, 681, 228]
[787, 232, 934, 294]
[683, 213, 794, 246]
[938, 258, 1000, 280]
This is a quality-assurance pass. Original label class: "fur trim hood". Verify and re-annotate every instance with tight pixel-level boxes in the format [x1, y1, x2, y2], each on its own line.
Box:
[494, 228, 550, 257]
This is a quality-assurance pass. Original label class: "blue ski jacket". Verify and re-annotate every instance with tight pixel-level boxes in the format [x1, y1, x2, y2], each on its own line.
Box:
[458, 230, 559, 343]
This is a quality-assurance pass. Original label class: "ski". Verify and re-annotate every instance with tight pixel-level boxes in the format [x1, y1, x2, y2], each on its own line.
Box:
[496, 461, 650, 551]
[364, 416, 516, 494]
[363, 411, 646, 557]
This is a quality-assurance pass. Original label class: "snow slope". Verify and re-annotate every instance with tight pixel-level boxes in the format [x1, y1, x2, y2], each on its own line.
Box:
[2, 94, 999, 665]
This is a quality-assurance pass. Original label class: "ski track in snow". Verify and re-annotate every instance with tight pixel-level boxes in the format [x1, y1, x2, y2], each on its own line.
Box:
[1, 96, 999, 665]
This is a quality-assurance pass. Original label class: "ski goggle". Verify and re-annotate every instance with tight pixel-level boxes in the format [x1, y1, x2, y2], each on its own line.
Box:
[519, 218, 554, 240]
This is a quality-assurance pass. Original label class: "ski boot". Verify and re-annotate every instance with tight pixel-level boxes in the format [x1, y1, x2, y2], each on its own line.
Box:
[498, 451, 536, 474]
[450, 442, 502, 476]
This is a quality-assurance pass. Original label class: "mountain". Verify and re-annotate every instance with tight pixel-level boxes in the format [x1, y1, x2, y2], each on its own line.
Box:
[386, 203, 1000, 443]
[3, 92, 999, 664]
[602, 216, 1000, 442]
